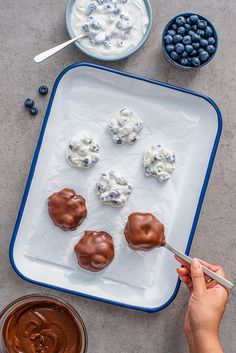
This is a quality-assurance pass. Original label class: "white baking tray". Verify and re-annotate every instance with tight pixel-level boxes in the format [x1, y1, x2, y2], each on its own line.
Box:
[9, 63, 222, 312]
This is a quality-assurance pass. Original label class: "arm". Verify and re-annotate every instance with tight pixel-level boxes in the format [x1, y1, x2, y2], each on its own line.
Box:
[176, 257, 229, 353]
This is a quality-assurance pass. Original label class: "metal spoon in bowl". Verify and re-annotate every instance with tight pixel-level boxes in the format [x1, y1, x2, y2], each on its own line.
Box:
[164, 242, 234, 290]
[34, 35, 86, 63]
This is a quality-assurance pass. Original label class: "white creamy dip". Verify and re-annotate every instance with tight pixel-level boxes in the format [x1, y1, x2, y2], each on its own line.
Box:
[108, 107, 143, 144]
[66, 131, 100, 169]
[142, 145, 176, 182]
[71, 0, 149, 57]
[96, 171, 133, 207]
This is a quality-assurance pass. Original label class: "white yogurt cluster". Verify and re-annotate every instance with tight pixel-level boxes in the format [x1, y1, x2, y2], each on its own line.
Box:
[142, 145, 176, 182]
[65, 131, 100, 169]
[107, 107, 143, 144]
[71, 0, 149, 56]
[96, 171, 133, 207]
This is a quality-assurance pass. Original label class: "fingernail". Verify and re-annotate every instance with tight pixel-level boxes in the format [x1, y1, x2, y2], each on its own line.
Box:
[192, 258, 200, 268]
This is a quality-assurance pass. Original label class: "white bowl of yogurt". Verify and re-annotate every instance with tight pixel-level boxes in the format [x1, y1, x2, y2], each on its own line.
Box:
[66, 0, 153, 61]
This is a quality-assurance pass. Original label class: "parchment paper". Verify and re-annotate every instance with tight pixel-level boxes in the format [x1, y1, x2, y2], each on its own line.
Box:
[24, 78, 200, 289]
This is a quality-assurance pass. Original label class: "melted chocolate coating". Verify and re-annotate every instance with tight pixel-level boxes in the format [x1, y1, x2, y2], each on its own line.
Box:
[2, 298, 85, 353]
[48, 188, 87, 231]
[124, 212, 166, 250]
[74, 231, 115, 272]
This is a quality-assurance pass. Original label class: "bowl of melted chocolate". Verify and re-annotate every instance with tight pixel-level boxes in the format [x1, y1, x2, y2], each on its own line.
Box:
[0, 294, 87, 353]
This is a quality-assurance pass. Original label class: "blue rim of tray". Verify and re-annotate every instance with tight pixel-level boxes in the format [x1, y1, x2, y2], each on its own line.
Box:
[9, 62, 222, 313]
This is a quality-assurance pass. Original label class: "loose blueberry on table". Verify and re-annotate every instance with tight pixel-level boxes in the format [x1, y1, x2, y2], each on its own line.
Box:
[29, 107, 38, 116]
[163, 14, 216, 68]
[39, 85, 49, 95]
[24, 98, 34, 108]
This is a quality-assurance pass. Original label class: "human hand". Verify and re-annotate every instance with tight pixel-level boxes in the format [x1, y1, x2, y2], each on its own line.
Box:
[176, 257, 228, 352]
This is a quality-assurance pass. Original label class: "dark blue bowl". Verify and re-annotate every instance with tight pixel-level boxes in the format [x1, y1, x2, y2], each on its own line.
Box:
[162, 13, 218, 70]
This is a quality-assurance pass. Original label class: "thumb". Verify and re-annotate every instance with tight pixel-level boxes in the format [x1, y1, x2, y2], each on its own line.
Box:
[191, 258, 206, 295]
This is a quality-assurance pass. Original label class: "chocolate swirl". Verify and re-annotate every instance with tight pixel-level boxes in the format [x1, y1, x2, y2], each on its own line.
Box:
[2, 299, 84, 353]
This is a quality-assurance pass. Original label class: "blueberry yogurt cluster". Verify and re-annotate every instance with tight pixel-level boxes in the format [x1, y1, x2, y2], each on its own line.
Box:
[96, 171, 133, 207]
[163, 14, 217, 68]
[107, 107, 143, 144]
[71, 0, 149, 56]
[65, 131, 100, 169]
[142, 145, 176, 182]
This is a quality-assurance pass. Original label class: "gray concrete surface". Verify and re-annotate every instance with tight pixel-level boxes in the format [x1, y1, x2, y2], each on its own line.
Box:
[1, 0, 236, 352]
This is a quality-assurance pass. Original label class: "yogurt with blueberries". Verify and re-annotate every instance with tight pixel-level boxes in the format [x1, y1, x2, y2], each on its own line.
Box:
[96, 171, 132, 207]
[66, 131, 100, 169]
[71, 0, 149, 57]
[108, 107, 143, 144]
[142, 145, 176, 182]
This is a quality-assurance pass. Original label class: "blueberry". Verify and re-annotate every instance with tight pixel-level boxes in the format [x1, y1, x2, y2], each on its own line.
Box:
[186, 17, 191, 24]
[173, 34, 182, 43]
[82, 24, 89, 32]
[197, 19, 207, 30]
[29, 107, 38, 116]
[200, 38, 208, 47]
[199, 50, 210, 61]
[191, 33, 200, 42]
[24, 98, 34, 108]
[83, 159, 89, 167]
[86, 2, 97, 15]
[206, 45, 215, 54]
[181, 51, 188, 58]
[196, 29, 205, 37]
[191, 57, 201, 67]
[172, 23, 177, 30]
[184, 23, 191, 31]
[104, 40, 111, 48]
[165, 44, 174, 53]
[167, 29, 176, 36]
[188, 30, 195, 37]
[190, 50, 198, 57]
[205, 26, 213, 37]
[176, 16, 186, 26]
[182, 35, 192, 45]
[189, 14, 199, 24]
[208, 37, 215, 45]
[38, 85, 48, 95]
[164, 35, 173, 44]
[198, 48, 204, 53]
[185, 45, 193, 53]
[177, 26, 186, 35]
[192, 42, 200, 50]
[180, 58, 188, 66]
[91, 20, 101, 29]
[175, 43, 185, 53]
[170, 51, 179, 61]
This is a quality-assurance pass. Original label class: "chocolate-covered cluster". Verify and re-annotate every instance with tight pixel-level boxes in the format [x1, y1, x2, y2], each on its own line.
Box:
[48, 188, 87, 231]
[124, 212, 166, 250]
[74, 231, 115, 272]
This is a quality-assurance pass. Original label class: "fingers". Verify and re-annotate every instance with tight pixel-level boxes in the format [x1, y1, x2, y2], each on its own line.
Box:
[177, 267, 189, 276]
[191, 258, 206, 295]
[175, 255, 226, 279]
[175, 256, 191, 271]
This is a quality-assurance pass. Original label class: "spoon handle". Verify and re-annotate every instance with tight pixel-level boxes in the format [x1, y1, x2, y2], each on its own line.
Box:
[165, 242, 234, 290]
[34, 35, 85, 63]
